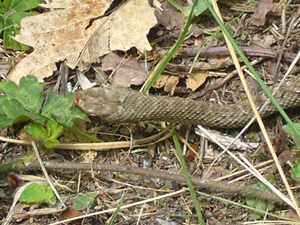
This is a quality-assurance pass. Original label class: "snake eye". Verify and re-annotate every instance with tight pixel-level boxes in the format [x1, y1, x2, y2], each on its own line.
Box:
[74, 91, 85, 107]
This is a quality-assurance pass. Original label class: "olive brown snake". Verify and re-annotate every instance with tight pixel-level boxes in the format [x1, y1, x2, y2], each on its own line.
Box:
[74, 76, 300, 128]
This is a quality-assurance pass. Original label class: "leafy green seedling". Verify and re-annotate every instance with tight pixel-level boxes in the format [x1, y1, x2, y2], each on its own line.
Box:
[283, 123, 300, 147]
[0, 75, 90, 147]
[0, 0, 42, 50]
[245, 175, 276, 220]
[72, 192, 98, 211]
[246, 133, 260, 142]
[17, 183, 56, 205]
[25, 119, 63, 148]
[291, 158, 300, 179]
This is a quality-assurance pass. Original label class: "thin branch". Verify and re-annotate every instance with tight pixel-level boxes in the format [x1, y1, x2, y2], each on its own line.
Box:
[25, 161, 289, 206]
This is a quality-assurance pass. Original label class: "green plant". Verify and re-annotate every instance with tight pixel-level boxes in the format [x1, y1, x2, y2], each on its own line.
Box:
[291, 158, 300, 179]
[0, 75, 91, 148]
[173, 130, 205, 225]
[72, 192, 98, 211]
[0, 0, 42, 50]
[282, 123, 300, 147]
[141, 0, 198, 93]
[245, 176, 276, 220]
[108, 192, 127, 225]
[16, 183, 56, 204]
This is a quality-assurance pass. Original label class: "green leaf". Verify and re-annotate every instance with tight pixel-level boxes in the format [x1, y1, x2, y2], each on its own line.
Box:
[0, 75, 46, 128]
[0, 96, 6, 114]
[12, 0, 42, 12]
[25, 119, 63, 148]
[245, 176, 276, 219]
[0, 98, 37, 126]
[0, 17, 4, 35]
[44, 139, 60, 149]
[283, 123, 300, 147]
[0, 75, 45, 112]
[0, 115, 15, 128]
[25, 123, 48, 141]
[19, 75, 45, 113]
[0, 2, 4, 13]
[72, 192, 98, 211]
[42, 91, 89, 127]
[291, 159, 300, 179]
[47, 119, 63, 139]
[0, 75, 96, 145]
[3, 15, 29, 50]
[0, 79, 19, 99]
[0, 0, 42, 50]
[18, 183, 56, 205]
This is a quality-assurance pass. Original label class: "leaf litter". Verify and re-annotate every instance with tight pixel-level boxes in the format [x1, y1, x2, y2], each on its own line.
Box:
[101, 52, 149, 87]
[8, 0, 157, 84]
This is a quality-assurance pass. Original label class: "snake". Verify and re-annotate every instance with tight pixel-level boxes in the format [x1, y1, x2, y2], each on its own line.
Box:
[74, 75, 300, 128]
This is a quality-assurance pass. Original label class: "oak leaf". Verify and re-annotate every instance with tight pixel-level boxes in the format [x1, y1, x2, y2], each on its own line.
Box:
[8, 0, 157, 83]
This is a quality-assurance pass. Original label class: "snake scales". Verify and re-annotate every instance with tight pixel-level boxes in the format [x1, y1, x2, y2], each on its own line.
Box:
[74, 76, 300, 128]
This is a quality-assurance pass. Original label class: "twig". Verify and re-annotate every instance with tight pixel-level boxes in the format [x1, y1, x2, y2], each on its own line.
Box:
[24, 160, 288, 206]
[30, 140, 66, 208]
[157, 46, 300, 64]
[188, 58, 264, 99]
[274, 12, 296, 81]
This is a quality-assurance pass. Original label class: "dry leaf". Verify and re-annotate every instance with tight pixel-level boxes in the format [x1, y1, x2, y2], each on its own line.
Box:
[155, 1, 184, 30]
[153, 74, 180, 94]
[249, 0, 274, 26]
[102, 52, 148, 87]
[187, 143, 198, 162]
[186, 72, 222, 91]
[252, 34, 276, 48]
[278, 150, 300, 166]
[153, 74, 170, 89]
[163, 75, 180, 94]
[59, 207, 84, 224]
[7, 173, 24, 187]
[8, 0, 157, 83]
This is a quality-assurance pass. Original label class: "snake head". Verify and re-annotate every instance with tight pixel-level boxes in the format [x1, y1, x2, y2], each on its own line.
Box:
[74, 86, 121, 122]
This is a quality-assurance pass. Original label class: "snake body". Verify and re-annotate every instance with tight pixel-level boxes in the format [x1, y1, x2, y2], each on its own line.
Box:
[74, 76, 300, 128]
